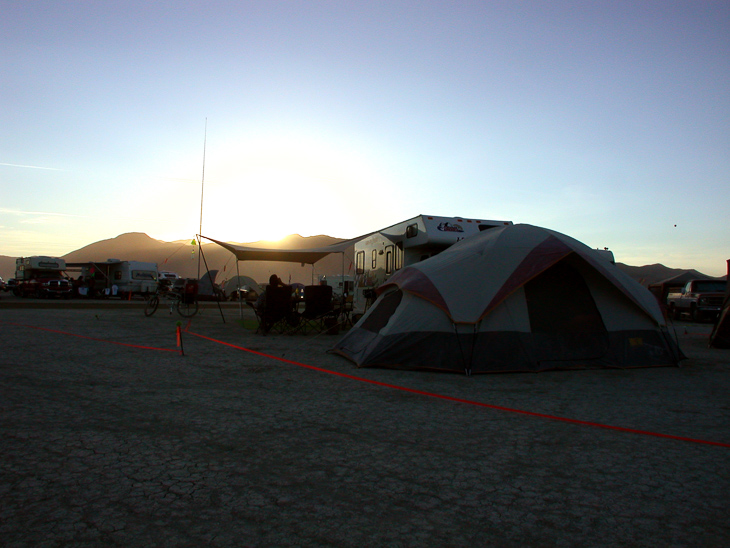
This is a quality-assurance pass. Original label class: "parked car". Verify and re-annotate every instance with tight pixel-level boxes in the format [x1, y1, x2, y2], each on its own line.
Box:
[4, 278, 17, 292]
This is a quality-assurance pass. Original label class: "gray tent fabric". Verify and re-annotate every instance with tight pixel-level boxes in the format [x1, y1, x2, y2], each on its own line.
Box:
[224, 276, 263, 297]
[331, 224, 684, 374]
[198, 270, 219, 296]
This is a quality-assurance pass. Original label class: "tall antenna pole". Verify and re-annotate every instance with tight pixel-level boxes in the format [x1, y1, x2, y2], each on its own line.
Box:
[197, 118, 207, 279]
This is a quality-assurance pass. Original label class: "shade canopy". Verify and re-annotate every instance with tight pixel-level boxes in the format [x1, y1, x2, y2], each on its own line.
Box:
[200, 233, 374, 264]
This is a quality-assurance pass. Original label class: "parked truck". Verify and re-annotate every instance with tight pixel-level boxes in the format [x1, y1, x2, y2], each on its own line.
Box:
[13, 256, 73, 298]
[666, 279, 726, 321]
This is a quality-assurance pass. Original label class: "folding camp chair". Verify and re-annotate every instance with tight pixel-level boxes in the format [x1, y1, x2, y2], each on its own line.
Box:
[296, 285, 336, 334]
[332, 293, 354, 328]
[255, 284, 299, 334]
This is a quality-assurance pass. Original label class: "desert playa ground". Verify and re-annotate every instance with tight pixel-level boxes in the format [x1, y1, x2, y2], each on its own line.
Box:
[1, 299, 728, 547]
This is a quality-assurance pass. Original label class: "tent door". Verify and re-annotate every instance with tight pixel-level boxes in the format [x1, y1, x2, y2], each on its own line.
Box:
[524, 259, 609, 366]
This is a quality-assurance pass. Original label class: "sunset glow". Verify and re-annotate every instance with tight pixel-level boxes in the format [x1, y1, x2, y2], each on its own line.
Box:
[1, 2, 728, 276]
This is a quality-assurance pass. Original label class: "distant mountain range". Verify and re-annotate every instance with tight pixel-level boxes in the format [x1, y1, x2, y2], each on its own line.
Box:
[0, 233, 351, 287]
[0, 232, 724, 287]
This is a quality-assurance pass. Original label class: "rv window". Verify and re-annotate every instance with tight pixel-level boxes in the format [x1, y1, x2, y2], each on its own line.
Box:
[406, 224, 418, 238]
[372, 249, 377, 269]
[114, 271, 122, 280]
[478, 224, 496, 232]
[385, 245, 394, 274]
[132, 271, 157, 280]
[395, 243, 403, 270]
[355, 251, 364, 275]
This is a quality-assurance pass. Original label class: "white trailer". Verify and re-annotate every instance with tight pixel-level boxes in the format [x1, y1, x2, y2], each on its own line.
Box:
[74, 259, 158, 297]
[108, 260, 158, 296]
[353, 215, 512, 310]
[318, 275, 355, 298]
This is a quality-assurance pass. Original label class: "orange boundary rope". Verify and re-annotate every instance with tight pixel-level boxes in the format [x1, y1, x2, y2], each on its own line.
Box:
[186, 329, 730, 449]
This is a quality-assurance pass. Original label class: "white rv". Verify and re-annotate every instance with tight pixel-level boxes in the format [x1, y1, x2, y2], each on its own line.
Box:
[353, 215, 512, 310]
[318, 275, 355, 298]
[109, 260, 158, 296]
[76, 259, 158, 297]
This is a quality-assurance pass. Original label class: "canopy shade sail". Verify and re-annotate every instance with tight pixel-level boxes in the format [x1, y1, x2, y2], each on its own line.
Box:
[200, 233, 374, 264]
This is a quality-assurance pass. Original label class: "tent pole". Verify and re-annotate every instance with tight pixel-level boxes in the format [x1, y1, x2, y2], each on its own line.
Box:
[236, 257, 243, 320]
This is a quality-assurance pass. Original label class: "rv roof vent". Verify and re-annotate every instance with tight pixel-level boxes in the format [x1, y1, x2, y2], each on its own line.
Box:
[107, 258, 122, 262]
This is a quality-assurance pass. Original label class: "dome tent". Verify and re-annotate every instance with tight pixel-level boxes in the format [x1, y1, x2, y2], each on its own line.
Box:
[224, 276, 263, 297]
[332, 224, 683, 374]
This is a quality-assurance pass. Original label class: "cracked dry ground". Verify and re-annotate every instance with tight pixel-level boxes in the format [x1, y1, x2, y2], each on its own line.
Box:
[1, 309, 728, 546]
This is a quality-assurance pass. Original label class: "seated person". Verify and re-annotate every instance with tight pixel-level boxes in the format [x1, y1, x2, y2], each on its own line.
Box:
[254, 274, 287, 311]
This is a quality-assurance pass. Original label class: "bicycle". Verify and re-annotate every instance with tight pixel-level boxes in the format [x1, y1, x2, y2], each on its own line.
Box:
[144, 280, 199, 318]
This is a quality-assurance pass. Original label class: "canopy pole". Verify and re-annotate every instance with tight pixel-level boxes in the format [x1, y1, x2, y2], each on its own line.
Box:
[197, 118, 207, 280]
[236, 257, 243, 320]
[197, 234, 226, 323]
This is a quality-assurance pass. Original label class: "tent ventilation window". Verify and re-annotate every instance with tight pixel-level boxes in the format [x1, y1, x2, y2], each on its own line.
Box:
[361, 290, 403, 333]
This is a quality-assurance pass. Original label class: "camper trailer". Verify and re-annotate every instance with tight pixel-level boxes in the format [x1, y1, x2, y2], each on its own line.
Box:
[14, 256, 73, 298]
[318, 275, 355, 298]
[108, 260, 158, 296]
[353, 215, 512, 310]
[74, 259, 158, 298]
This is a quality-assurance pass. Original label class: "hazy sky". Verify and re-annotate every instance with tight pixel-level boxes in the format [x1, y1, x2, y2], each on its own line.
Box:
[2, 1, 728, 275]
